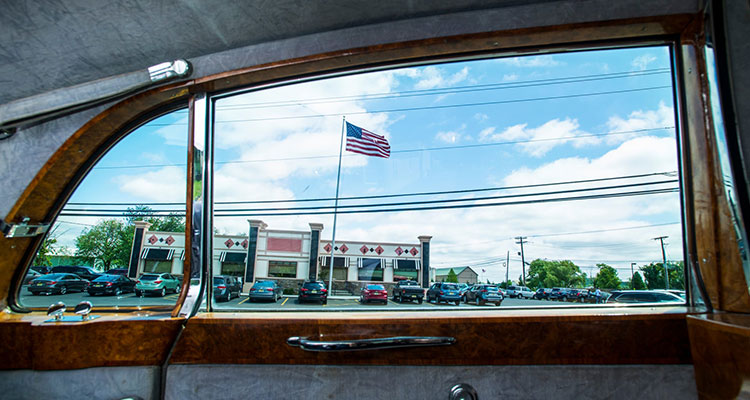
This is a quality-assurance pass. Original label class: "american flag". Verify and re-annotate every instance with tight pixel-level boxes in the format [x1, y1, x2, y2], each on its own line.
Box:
[345, 122, 390, 158]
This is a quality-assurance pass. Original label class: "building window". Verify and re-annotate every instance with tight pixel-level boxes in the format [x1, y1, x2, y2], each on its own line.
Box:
[143, 248, 174, 274]
[394, 259, 419, 281]
[359, 258, 383, 281]
[221, 252, 246, 277]
[268, 260, 297, 278]
[321, 257, 348, 280]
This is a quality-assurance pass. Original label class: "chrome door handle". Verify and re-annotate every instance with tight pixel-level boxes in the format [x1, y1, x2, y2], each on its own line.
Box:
[286, 336, 455, 351]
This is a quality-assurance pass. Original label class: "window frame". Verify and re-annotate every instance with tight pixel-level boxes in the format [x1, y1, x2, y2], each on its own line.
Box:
[7, 15, 741, 318]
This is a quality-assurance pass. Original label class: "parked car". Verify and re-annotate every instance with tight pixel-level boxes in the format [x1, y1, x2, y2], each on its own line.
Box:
[50, 265, 101, 281]
[606, 290, 684, 304]
[464, 284, 503, 306]
[426, 283, 461, 305]
[23, 270, 42, 285]
[27, 273, 89, 295]
[29, 266, 51, 275]
[87, 274, 136, 296]
[298, 280, 328, 304]
[667, 290, 686, 300]
[506, 285, 533, 299]
[533, 288, 552, 300]
[549, 287, 574, 301]
[360, 284, 388, 304]
[392, 280, 424, 303]
[566, 288, 590, 302]
[247, 279, 281, 302]
[458, 283, 472, 297]
[134, 273, 181, 297]
[106, 268, 130, 276]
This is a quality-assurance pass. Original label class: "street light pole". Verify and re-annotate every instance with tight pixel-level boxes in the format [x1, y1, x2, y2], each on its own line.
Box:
[515, 237, 527, 286]
[653, 236, 670, 290]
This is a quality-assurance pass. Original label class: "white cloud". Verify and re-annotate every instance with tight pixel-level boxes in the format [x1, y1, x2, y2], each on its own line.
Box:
[503, 73, 519, 82]
[606, 102, 675, 144]
[412, 66, 469, 90]
[632, 54, 657, 71]
[474, 113, 489, 122]
[496, 55, 561, 68]
[115, 166, 186, 202]
[479, 118, 596, 157]
[435, 124, 467, 144]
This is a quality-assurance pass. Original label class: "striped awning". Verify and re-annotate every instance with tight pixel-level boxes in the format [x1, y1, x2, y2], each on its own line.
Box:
[141, 248, 175, 261]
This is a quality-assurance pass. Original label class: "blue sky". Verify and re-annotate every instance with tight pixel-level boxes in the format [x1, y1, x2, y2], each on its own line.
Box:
[58, 45, 682, 283]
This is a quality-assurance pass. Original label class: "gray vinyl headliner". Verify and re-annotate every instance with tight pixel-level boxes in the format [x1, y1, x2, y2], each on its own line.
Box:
[0, 0, 697, 107]
[0, 0, 560, 106]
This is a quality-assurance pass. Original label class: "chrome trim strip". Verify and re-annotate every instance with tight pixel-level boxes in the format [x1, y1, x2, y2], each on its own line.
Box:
[286, 336, 455, 351]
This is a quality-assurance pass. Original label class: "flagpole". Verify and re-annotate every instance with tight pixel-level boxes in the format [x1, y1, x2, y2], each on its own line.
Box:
[328, 116, 346, 293]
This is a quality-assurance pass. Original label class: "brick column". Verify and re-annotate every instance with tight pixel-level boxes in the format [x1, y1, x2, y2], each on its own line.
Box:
[128, 221, 152, 278]
[308, 223, 324, 281]
[244, 220, 266, 292]
[419, 235, 432, 289]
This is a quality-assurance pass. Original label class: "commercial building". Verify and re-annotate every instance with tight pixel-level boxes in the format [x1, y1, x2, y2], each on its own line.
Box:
[432, 266, 479, 284]
[128, 219, 432, 292]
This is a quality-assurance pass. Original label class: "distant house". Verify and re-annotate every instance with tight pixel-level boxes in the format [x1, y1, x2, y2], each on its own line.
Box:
[432, 266, 478, 284]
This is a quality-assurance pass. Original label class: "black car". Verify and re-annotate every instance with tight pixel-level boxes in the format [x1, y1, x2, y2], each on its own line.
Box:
[533, 288, 552, 300]
[50, 265, 101, 281]
[247, 280, 282, 302]
[87, 274, 136, 296]
[549, 287, 573, 301]
[106, 268, 130, 276]
[426, 283, 461, 305]
[27, 273, 89, 295]
[30, 266, 51, 275]
[392, 280, 424, 303]
[464, 284, 503, 306]
[298, 281, 328, 304]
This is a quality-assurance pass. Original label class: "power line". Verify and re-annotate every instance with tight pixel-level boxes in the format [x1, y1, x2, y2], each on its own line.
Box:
[59, 187, 678, 217]
[64, 179, 677, 213]
[211, 86, 672, 124]
[88, 126, 674, 171]
[68, 171, 677, 207]
[213, 69, 672, 111]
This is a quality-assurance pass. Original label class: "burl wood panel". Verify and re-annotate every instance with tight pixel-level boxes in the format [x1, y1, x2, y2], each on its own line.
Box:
[687, 314, 750, 399]
[0, 313, 183, 371]
[171, 312, 692, 366]
[1, 14, 694, 310]
[679, 20, 750, 312]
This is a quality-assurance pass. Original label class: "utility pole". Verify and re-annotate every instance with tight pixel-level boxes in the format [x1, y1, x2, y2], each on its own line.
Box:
[515, 236, 527, 286]
[631, 262, 636, 287]
[653, 236, 670, 290]
[505, 250, 509, 284]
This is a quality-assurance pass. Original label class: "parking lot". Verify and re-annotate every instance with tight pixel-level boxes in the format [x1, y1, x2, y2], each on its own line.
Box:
[19, 286, 559, 310]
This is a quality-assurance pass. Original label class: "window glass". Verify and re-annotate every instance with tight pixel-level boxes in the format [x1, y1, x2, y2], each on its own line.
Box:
[19, 109, 188, 309]
[268, 260, 297, 278]
[210, 46, 685, 311]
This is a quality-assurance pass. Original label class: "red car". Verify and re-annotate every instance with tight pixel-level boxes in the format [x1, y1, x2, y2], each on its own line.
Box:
[360, 284, 388, 304]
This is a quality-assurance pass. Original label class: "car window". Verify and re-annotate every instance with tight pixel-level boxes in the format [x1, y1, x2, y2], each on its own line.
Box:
[18, 47, 689, 312]
[18, 109, 187, 310]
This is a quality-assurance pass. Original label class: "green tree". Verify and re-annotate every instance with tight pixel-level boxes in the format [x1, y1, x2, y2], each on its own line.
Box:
[73, 206, 186, 271]
[446, 269, 459, 283]
[640, 262, 684, 290]
[631, 271, 646, 290]
[75, 219, 131, 270]
[31, 226, 60, 267]
[593, 263, 621, 289]
[526, 259, 585, 289]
